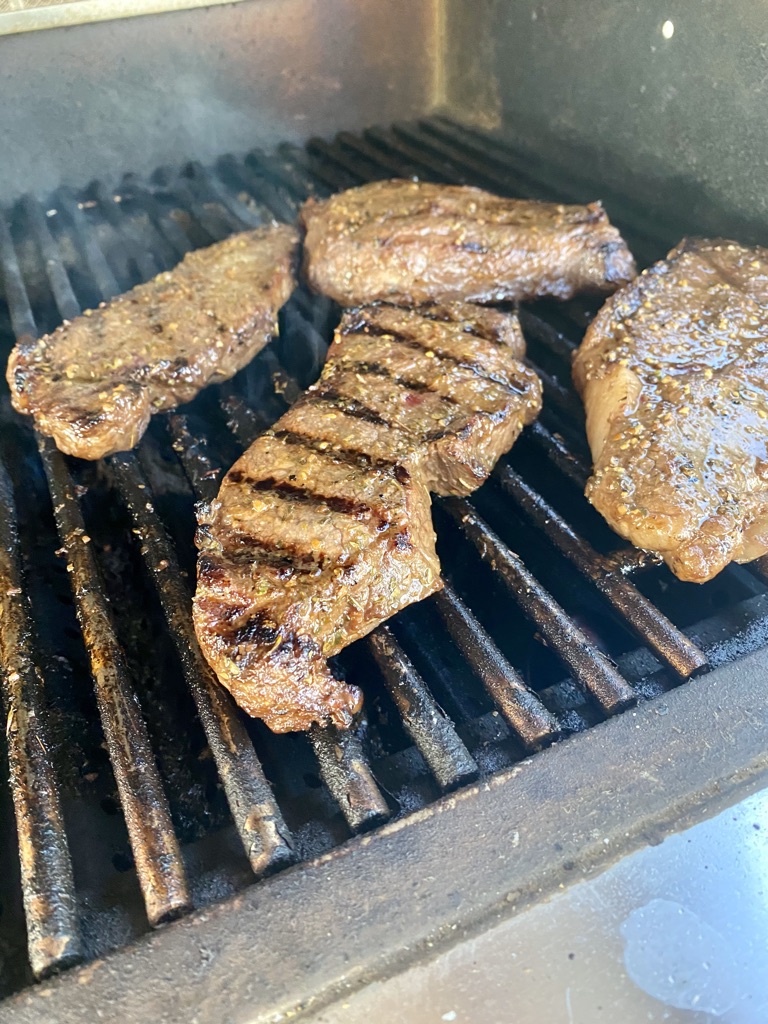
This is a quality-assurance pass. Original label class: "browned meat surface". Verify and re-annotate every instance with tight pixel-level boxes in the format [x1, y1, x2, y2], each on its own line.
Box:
[194, 302, 541, 732]
[574, 237, 768, 583]
[301, 179, 636, 307]
[7, 224, 298, 459]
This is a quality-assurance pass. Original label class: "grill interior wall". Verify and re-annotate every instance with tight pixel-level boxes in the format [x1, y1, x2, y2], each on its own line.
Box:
[442, 0, 768, 240]
[0, 121, 767, 996]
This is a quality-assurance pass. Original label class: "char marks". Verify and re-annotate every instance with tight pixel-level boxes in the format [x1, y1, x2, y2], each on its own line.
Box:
[194, 299, 542, 732]
[228, 471, 388, 526]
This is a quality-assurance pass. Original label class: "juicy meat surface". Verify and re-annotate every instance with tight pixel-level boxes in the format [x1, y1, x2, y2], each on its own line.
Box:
[7, 224, 298, 459]
[301, 179, 636, 307]
[574, 237, 768, 583]
[194, 302, 541, 732]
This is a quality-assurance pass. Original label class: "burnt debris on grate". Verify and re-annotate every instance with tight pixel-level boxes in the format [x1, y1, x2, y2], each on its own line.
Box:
[0, 119, 763, 993]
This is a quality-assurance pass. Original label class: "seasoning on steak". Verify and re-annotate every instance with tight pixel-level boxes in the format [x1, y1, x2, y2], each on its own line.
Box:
[301, 179, 636, 307]
[574, 237, 768, 583]
[7, 224, 298, 460]
[193, 302, 542, 732]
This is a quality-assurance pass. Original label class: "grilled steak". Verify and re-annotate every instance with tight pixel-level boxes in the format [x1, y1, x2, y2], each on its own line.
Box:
[301, 179, 636, 307]
[574, 237, 768, 583]
[194, 302, 541, 732]
[7, 224, 298, 459]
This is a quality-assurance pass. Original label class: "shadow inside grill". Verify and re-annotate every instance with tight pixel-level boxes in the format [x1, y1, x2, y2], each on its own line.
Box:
[0, 119, 766, 996]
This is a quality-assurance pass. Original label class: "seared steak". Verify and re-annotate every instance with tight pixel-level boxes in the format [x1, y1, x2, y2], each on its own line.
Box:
[301, 180, 636, 307]
[194, 302, 541, 732]
[574, 238, 768, 583]
[7, 224, 298, 459]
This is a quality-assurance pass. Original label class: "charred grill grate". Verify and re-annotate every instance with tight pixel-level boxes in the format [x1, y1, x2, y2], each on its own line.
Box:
[0, 118, 765, 994]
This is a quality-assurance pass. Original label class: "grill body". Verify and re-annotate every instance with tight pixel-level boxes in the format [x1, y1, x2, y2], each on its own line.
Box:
[0, 4, 766, 1021]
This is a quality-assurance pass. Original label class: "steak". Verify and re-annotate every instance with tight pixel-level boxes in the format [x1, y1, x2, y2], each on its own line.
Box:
[301, 179, 636, 307]
[574, 237, 768, 583]
[7, 224, 298, 460]
[193, 302, 542, 732]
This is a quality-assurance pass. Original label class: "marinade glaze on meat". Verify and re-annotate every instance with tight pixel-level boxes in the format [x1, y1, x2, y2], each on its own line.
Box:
[7, 224, 298, 459]
[194, 303, 542, 732]
[574, 238, 768, 583]
[301, 180, 636, 307]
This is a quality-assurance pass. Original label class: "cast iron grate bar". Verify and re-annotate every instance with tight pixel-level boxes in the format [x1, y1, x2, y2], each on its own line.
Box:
[108, 452, 295, 875]
[53, 187, 122, 302]
[494, 465, 708, 679]
[0, 457, 82, 979]
[335, 131, 428, 180]
[440, 497, 637, 715]
[215, 155, 300, 223]
[18, 200, 192, 926]
[38, 436, 191, 926]
[433, 585, 560, 751]
[120, 173, 193, 261]
[367, 626, 478, 791]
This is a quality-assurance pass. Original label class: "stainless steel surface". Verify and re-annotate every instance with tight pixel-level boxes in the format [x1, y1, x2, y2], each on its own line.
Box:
[316, 787, 768, 1024]
[0, 0, 252, 36]
[0, 0, 439, 202]
[444, 0, 768, 239]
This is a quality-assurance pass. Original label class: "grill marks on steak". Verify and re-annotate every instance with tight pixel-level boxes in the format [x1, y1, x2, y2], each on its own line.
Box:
[301, 179, 636, 307]
[7, 224, 298, 459]
[193, 302, 542, 732]
[574, 238, 768, 583]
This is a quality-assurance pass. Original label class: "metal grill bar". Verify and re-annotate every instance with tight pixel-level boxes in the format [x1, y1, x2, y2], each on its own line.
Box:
[18, 201, 192, 925]
[363, 126, 467, 185]
[307, 726, 390, 833]
[440, 498, 637, 715]
[336, 131, 426, 179]
[495, 466, 708, 679]
[525, 421, 589, 491]
[433, 585, 559, 750]
[91, 182, 163, 282]
[367, 626, 478, 791]
[245, 148, 325, 204]
[185, 162, 270, 228]
[38, 436, 191, 925]
[306, 137, 392, 186]
[168, 413, 224, 505]
[53, 188, 122, 302]
[0, 214, 39, 341]
[120, 174, 193, 262]
[215, 155, 300, 223]
[109, 452, 295, 876]
[0, 458, 82, 979]
[277, 142, 350, 194]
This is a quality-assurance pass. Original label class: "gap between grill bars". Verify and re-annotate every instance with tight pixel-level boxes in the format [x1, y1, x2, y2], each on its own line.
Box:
[0, 118, 742, 991]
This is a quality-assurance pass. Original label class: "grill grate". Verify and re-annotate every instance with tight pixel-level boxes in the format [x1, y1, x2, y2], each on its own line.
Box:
[0, 118, 764, 995]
